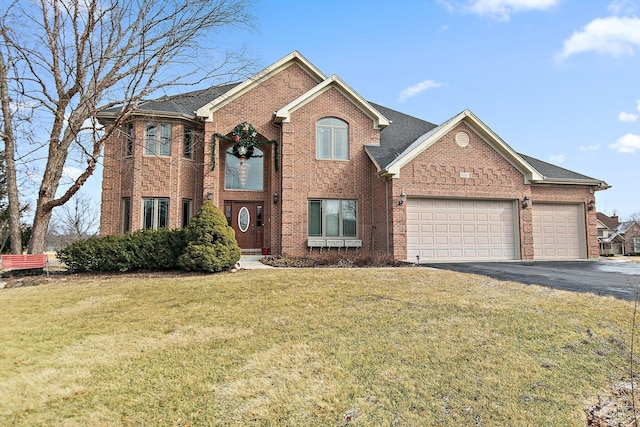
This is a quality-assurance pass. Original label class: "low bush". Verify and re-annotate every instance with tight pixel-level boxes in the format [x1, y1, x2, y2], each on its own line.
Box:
[261, 252, 405, 268]
[58, 228, 186, 273]
[178, 201, 240, 272]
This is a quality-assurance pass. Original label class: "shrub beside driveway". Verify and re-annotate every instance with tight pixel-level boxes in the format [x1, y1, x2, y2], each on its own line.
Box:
[0, 268, 636, 425]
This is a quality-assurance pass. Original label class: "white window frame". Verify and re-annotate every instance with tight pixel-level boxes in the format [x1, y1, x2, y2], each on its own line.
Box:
[308, 199, 357, 238]
[142, 197, 169, 230]
[316, 117, 349, 160]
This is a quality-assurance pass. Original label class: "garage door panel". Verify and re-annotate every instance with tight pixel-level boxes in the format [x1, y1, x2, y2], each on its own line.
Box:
[532, 203, 583, 260]
[407, 198, 516, 261]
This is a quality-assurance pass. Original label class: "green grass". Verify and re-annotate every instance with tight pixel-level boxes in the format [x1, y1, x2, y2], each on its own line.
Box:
[0, 268, 636, 426]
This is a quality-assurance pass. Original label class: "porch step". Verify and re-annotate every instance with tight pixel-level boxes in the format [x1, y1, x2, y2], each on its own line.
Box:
[241, 249, 262, 255]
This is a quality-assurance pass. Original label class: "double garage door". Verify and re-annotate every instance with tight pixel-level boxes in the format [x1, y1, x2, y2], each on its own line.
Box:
[407, 199, 516, 261]
[407, 199, 584, 261]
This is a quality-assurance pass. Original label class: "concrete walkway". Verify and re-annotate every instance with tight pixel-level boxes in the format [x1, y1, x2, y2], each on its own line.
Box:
[238, 255, 273, 270]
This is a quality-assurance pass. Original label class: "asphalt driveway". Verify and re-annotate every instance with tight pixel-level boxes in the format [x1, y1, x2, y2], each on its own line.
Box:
[422, 259, 640, 301]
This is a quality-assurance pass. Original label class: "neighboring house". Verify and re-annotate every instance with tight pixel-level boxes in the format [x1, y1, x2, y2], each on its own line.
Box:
[596, 212, 624, 255]
[596, 212, 640, 256]
[618, 221, 640, 255]
[97, 51, 610, 262]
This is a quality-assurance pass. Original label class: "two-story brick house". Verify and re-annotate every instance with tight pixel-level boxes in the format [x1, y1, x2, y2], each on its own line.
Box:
[98, 51, 609, 261]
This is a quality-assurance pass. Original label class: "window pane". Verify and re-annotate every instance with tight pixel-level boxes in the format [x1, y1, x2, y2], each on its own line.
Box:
[122, 198, 131, 233]
[325, 200, 339, 237]
[316, 127, 331, 159]
[225, 205, 232, 226]
[182, 199, 191, 228]
[342, 200, 357, 236]
[256, 205, 263, 227]
[334, 127, 348, 160]
[125, 124, 134, 156]
[145, 124, 156, 155]
[158, 199, 169, 228]
[143, 199, 154, 229]
[159, 124, 171, 156]
[225, 148, 263, 190]
[183, 127, 193, 159]
[308, 201, 322, 236]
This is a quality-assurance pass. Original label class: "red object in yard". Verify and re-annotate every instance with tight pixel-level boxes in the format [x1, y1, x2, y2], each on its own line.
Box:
[262, 247, 270, 255]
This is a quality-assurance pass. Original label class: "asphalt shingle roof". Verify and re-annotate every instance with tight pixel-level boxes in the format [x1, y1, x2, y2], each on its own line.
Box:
[124, 84, 600, 183]
[367, 102, 438, 169]
[518, 153, 597, 181]
[116, 82, 241, 117]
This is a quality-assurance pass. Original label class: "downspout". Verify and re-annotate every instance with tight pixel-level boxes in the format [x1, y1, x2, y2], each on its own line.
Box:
[271, 117, 283, 256]
[385, 178, 390, 255]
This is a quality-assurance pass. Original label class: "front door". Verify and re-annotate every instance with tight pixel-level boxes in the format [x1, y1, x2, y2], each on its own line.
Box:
[225, 201, 264, 250]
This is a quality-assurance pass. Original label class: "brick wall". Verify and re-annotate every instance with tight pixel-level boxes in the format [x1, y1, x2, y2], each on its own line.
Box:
[100, 119, 204, 234]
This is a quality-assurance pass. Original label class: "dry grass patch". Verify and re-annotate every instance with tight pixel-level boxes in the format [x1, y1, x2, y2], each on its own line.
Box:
[0, 268, 637, 426]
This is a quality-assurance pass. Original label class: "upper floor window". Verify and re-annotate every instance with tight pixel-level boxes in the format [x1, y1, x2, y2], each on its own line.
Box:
[316, 117, 348, 160]
[124, 123, 134, 157]
[145, 123, 171, 156]
[183, 127, 194, 159]
[225, 145, 264, 191]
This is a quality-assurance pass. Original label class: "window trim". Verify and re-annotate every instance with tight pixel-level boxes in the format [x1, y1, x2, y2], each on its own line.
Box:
[308, 199, 357, 238]
[316, 117, 349, 160]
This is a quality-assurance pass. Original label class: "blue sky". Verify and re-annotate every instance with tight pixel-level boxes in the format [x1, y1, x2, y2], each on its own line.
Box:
[223, 0, 640, 219]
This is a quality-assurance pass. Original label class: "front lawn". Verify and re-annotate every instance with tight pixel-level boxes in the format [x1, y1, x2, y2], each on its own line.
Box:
[0, 268, 636, 425]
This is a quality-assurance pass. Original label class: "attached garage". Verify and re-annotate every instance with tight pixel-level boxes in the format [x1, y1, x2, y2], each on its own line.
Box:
[532, 203, 585, 260]
[407, 198, 517, 261]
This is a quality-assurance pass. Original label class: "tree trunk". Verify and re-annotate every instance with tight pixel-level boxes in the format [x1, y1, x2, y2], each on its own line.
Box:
[28, 203, 53, 254]
[0, 44, 22, 254]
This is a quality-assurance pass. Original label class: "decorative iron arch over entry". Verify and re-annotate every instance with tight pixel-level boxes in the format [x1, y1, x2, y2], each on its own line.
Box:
[211, 122, 278, 172]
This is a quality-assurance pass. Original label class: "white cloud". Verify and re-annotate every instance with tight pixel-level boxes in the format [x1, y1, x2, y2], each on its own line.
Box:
[579, 144, 601, 151]
[559, 16, 640, 58]
[549, 154, 565, 163]
[619, 111, 639, 122]
[62, 166, 84, 181]
[398, 80, 443, 102]
[609, 133, 640, 153]
[439, 0, 560, 21]
[637, 99, 640, 111]
[608, 0, 638, 15]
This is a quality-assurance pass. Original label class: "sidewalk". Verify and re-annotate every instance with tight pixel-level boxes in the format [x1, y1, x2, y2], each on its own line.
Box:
[239, 255, 273, 270]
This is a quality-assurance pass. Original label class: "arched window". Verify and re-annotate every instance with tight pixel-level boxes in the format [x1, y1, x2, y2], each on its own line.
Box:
[316, 117, 348, 160]
[225, 146, 264, 190]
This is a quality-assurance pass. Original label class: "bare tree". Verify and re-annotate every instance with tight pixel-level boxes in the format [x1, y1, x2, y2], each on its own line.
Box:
[0, 0, 255, 254]
[52, 192, 99, 240]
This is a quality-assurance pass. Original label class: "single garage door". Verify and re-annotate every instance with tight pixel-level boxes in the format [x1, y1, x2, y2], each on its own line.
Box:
[407, 198, 516, 261]
[532, 203, 584, 260]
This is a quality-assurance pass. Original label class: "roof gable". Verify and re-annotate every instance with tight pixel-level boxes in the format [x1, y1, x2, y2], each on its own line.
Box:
[379, 109, 543, 181]
[273, 75, 390, 130]
[597, 212, 620, 230]
[196, 51, 326, 120]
